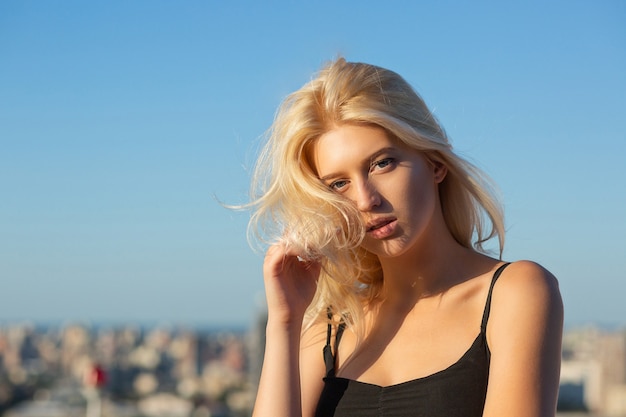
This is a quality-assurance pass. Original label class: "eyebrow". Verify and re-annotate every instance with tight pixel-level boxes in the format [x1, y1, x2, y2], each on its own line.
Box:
[319, 147, 398, 182]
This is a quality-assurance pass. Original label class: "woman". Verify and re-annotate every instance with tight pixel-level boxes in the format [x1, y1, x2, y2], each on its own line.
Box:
[247, 58, 563, 417]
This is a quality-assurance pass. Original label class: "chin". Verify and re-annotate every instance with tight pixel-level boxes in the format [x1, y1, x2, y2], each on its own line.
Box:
[363, 239, 412, 259]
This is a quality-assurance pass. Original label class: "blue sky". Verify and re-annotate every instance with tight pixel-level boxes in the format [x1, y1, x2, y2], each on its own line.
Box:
[1, 1, 624, 328]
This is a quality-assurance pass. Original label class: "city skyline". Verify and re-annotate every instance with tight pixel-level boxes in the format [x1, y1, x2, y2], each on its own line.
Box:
[1, 1, 625, 328]
[1, 321, 625, 416]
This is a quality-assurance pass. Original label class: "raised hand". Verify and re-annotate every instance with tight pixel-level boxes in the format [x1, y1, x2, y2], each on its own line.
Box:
[263, 241, 322, 326]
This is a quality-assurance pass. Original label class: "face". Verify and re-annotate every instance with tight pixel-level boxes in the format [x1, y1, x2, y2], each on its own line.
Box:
[312, 124, 446, 258]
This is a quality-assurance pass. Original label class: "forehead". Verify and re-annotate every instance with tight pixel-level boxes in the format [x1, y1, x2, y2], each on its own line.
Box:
[312, 124, 400, 174]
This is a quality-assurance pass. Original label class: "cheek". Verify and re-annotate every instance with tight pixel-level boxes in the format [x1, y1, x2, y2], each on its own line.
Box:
[397, 179, 441, 236]
[398, 169, 436, 207]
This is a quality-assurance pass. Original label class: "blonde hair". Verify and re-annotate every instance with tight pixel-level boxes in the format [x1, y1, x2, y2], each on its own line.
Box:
[247, 58, 505, 334]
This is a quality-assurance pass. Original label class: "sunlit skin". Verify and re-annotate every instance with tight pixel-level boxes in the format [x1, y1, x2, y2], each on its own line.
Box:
[254, 122, 563, 417]
[312, 124, 496, 303]
[313, 124, 446, 262]
[310, 124, 501, 382]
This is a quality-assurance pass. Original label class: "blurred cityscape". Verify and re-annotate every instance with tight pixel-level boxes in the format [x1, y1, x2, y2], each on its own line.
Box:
[1, 314, 625, 417]
[0, 316, 265, 417]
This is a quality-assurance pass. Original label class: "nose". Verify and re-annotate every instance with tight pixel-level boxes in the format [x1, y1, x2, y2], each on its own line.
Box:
[354, 180, 381, 212]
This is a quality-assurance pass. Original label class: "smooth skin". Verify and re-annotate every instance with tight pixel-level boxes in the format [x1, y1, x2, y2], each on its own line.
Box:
[253, 124, 563, 417]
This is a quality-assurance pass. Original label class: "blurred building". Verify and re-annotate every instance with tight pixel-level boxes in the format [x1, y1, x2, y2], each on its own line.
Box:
[559, 326, 626, 416]
[0, 322, 254, 417]
[3, 320, 626, 416]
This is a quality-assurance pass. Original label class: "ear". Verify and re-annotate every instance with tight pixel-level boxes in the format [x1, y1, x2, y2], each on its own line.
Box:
[432, 161, 447, 184]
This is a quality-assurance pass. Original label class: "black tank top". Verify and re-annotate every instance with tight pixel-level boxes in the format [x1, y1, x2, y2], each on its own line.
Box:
[315, 263, 510, 417]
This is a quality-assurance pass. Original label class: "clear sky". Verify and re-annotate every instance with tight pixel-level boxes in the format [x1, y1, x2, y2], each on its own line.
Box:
[1, 1, 624, 329]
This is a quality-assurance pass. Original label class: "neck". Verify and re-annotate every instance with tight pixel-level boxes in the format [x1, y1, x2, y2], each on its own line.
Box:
[377, 228, 481, 306]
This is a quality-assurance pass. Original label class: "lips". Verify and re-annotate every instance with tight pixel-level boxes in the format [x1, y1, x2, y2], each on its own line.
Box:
[365, 217, 398, 239]
[366, 217, 396, 232]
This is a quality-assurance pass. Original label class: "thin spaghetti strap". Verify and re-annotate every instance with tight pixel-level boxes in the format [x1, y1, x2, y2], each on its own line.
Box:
[322, 308, 346, 378]
[323, 309, 334, 377]
[480, 262, 511, 332]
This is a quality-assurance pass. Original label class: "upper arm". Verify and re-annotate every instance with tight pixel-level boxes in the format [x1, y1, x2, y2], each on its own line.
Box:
[483, 261, 564, 417]
[299, 320, 328, 417]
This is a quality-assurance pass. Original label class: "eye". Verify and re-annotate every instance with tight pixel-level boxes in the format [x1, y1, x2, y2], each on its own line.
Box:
[370, 157, 395, 172]
[329, 179, 349, 191]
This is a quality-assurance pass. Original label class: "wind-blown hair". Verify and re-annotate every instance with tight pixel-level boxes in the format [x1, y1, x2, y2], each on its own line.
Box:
[247, 58, 505, 333]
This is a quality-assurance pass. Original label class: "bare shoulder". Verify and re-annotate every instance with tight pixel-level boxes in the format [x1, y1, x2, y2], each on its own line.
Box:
[483, 261, 564, 415]
[488, 260, 563, 346]
[301, 318, 328, 350]
[495, 260, 561, 304]
[300, 316, 329, 376]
